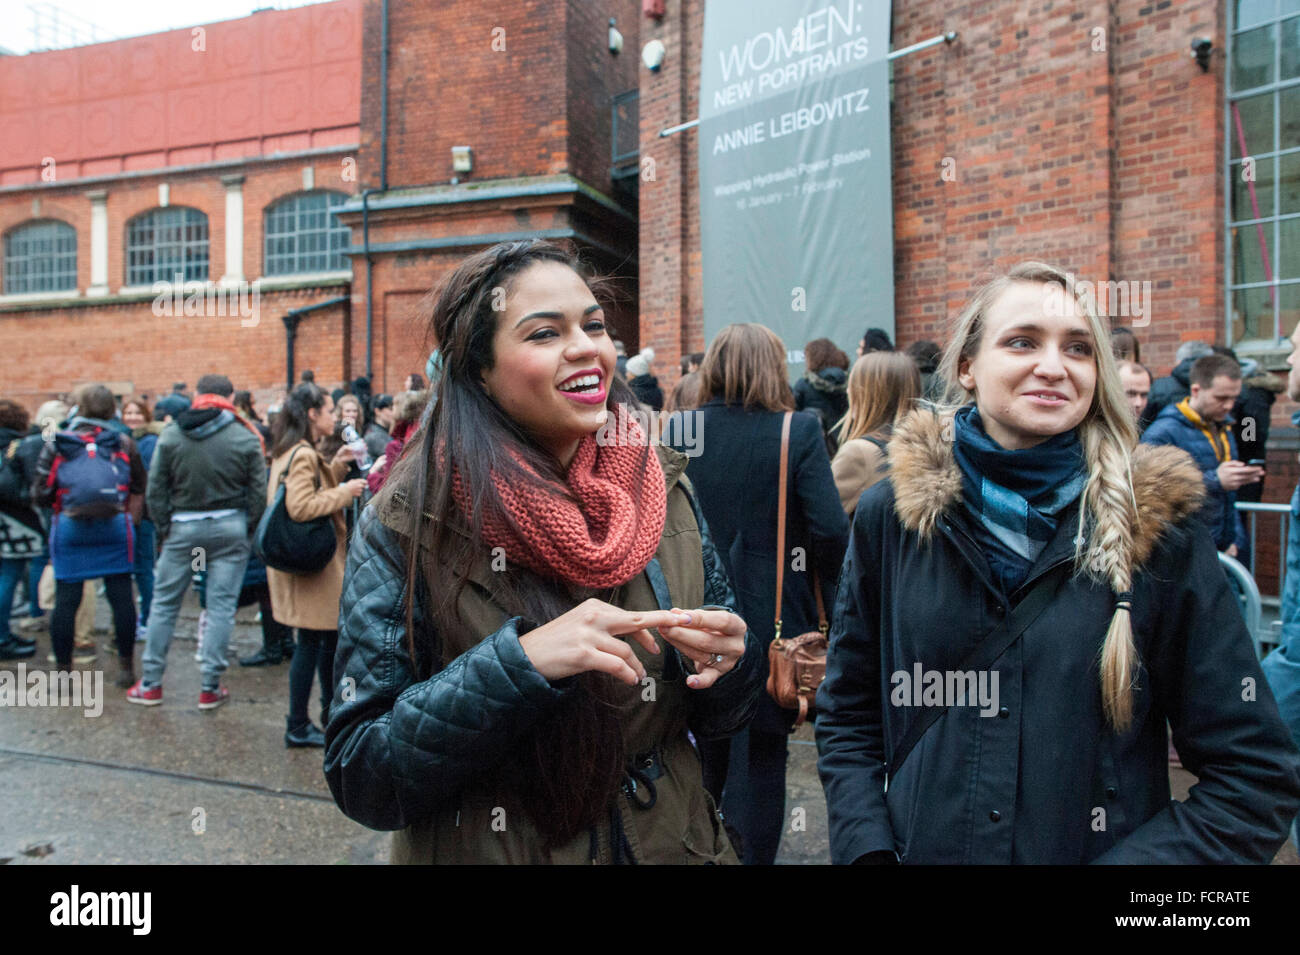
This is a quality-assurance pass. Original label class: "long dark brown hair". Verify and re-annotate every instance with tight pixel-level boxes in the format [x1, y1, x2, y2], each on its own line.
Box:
[271, 382, 329, 457]
[376, 239, 644, 847]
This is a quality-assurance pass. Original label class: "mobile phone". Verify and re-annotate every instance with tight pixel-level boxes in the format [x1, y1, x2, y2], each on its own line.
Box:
[1247, 459, 1266, 468]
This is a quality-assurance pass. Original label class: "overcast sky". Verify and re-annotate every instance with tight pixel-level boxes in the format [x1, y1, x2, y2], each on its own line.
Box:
[0, 0, 335, 55]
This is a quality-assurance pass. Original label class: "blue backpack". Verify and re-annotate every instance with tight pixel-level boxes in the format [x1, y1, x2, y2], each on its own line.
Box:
[48, 428, 131, 518]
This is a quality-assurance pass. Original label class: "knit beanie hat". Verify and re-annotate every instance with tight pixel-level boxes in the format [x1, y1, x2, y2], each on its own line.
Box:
[153, 394, 191, 421]
[627, 347, 655, 379]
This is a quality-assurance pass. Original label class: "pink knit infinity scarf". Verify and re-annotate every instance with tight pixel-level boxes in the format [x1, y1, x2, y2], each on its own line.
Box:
[451, 404, 667, 588]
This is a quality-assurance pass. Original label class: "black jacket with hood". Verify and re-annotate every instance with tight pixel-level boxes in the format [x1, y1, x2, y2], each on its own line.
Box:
[816, 407, 1300, 864]
[793, 367, 849, 442]
[146, 405, 267, 541]
[628, 374, 664, 412]
[0, 425, 43, 558]
[1139, 357, 1195, 430]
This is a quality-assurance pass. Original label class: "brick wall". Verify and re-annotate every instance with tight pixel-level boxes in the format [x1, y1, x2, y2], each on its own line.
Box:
[637, 0, 704, 381]
[348, 0, 644, 391]
[359, 0, 577, 190]
[1112, 0, 1225, 377]
[640, 0, 1233, 393]
[565, 0, 641, 196]
[0, 286, 350, 414]
[0, 154, 358, 413]
[0, 0, 361, 185]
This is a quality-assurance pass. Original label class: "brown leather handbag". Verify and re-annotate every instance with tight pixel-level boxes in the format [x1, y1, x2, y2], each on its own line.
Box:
[765, 412, 829, 727]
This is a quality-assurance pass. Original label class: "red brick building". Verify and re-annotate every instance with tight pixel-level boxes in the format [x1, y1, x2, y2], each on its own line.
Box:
[3, 1, 1297, 538]
[0, 0, 645, 409]
[634, 0, 1298, 589]
[639, 0, 1293, 386]
[0, 0, 364, 409]
[337, 0, 643, 394]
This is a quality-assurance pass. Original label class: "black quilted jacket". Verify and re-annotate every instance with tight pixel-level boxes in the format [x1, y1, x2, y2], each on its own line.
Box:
[324, 497, 763, 834]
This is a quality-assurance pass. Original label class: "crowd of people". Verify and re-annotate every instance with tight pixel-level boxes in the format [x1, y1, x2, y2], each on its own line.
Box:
[0, 371, 424, 747]
[3, 237, 1300, 865]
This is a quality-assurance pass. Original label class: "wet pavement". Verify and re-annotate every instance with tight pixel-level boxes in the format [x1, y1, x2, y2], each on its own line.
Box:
[1, 590, 1295, 865]
[1, 592, 389, 865]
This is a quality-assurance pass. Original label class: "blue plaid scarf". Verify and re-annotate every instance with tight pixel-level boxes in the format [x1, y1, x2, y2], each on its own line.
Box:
[952, 405, 1088, 595]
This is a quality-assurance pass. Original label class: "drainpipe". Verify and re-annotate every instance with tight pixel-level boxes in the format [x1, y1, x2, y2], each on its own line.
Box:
[361, 188, 380, 384]
[282, 296, 349, 389]
[380, 0, 389, 195]
[359, 0, 391, 383]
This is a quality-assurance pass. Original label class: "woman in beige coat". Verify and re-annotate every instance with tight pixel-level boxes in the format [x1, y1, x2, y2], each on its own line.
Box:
[830, 351, 922, 515]
[267, 383, 366, 747]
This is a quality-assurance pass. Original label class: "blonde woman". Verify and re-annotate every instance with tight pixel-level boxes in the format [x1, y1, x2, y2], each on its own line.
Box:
[815, 262, 1300, 864]
[830, 352, 922, 515]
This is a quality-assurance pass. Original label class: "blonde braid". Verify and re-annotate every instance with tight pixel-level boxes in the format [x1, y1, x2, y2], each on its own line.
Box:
[1077, 421, 1140, 731]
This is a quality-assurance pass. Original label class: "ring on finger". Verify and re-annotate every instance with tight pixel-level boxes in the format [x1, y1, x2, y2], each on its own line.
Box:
[707, 653, 724, 667]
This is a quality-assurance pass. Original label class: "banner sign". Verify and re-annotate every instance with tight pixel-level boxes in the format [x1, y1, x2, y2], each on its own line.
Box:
[699, 0, 894, 371]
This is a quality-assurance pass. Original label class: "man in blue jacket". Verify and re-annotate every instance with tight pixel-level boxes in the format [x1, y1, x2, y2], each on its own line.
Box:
[1141, 353, 1260, 556]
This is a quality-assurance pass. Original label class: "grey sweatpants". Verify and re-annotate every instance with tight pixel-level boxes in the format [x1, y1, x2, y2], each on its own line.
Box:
[141, 513, 250, 690]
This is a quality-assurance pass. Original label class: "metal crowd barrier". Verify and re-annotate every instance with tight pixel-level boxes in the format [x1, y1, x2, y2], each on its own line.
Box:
[1218, 551, 1264, 660]
[1234, 501, 1291, 658]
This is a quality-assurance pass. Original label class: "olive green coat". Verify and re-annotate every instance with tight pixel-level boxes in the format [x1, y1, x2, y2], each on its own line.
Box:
[325, 446, 765, 863]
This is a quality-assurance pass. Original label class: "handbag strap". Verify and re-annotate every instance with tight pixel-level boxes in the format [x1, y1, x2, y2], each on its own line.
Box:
[279, 442, 321, 491]
[775, 412, 792, 640]
[279, 444, 303, 487]
[774, 412, 826, 644]
[859, 433, 888, 454]
[886, 563, 1067, 782]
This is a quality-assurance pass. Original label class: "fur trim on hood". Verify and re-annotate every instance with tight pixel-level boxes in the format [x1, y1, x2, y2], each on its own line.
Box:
[804, 367, 848, 394]
[886, 407, 1206, 571]
[1245, 370, 1286, 394]
[133, 420, 167, 438]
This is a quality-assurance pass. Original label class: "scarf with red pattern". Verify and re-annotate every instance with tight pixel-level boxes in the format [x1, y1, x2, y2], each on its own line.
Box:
[450, 404, 667, 588]
[191, 393, 266, 456]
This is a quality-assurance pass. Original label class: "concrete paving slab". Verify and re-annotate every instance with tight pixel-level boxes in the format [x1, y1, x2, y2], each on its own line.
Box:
[3, 590, 1295, 864]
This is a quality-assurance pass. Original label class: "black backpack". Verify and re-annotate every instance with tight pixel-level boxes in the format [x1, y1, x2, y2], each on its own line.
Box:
[253, 446, 337, 574]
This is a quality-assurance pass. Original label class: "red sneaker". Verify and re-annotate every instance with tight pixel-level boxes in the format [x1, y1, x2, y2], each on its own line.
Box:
[198, 687, 230, 711]
[126, 681, 163, 706]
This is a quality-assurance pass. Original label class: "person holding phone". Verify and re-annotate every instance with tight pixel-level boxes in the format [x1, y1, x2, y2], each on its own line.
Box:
[1141, 353, 1261, 557]
[324, 240, 763, 863]
[266, 383, 367, 746]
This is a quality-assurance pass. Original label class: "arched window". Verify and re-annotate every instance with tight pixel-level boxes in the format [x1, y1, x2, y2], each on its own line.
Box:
[126, 207, 209, 286]
[264, 191, 350, 275]
[3, 220, 77, 294]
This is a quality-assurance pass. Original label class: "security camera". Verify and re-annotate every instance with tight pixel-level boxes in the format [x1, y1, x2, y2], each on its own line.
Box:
[608, 18, 623, 55]
[1191, 36, 1213, 72]
[642, 39, 666, 72]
